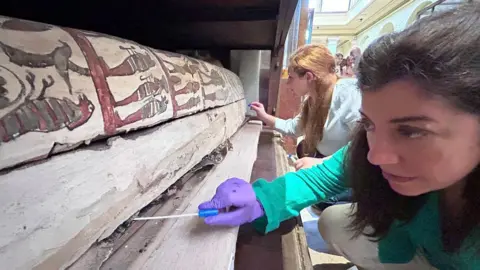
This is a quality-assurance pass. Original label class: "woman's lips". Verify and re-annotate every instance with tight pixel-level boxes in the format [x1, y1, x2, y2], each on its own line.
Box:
[382, 171, 416, 183]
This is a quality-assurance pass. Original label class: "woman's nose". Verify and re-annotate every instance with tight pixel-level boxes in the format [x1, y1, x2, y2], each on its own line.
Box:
[367, 138, 399, 165]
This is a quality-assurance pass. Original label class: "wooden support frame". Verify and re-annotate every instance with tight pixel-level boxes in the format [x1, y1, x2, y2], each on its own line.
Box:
[273, 132, 313, 270]
[267, 0, 299, 115]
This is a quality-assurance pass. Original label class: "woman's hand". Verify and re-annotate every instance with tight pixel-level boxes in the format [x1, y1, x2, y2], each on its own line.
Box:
[249, 101, 276, 126]
[198, 178, 265, 226]
[249, 102, 268, 119]
[294, 157, 324, 171]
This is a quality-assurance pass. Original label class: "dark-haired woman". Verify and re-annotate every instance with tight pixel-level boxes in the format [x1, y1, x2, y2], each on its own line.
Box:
[199, 2, 480, 269]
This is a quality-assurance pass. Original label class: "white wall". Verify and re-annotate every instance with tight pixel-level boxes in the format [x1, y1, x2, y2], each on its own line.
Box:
[337, 40, 353, 56]
[356, 0, 432, 51]
[355, 0, 466, 51]
[230, 50, 261, 115]
[312, 0, 381, 26]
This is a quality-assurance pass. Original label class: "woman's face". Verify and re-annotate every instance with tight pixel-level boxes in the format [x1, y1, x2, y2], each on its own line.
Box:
[346, 56, 353, 66]
[361, 80, 480, 196]
[335, 54, 343, 64]
[286, 68, 313, 96]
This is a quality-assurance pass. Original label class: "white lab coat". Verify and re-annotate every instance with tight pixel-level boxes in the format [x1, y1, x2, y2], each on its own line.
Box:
[274, 78, 362, 156]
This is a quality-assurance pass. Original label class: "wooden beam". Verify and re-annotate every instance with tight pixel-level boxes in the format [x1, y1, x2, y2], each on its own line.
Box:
[267, 49, 284, 115]
[273, 132, 313, 270]
[150, 20, 277, 50]
[153, 7, 279, 22]
[234, 129, 312, 270]
[1, 5, 280, 51]
[162, 0, 279, 8]
[267, 0, 299, 114]
[273, 0, 299, 52]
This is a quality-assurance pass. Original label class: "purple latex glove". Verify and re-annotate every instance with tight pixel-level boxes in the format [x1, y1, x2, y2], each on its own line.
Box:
[198, 177, 265, 226]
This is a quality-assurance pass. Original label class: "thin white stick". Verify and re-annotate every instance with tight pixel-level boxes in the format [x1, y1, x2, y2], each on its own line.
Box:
[133, 213, 197, 221]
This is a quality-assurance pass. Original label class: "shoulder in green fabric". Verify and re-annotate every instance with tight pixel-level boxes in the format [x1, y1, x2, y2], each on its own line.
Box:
[251, 141, 480, 268]
[380, 192, 480, 268]
[252, 145, 350, 234]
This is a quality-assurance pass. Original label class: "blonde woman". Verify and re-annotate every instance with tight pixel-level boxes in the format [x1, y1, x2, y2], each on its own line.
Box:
[250, 44, 361, 210]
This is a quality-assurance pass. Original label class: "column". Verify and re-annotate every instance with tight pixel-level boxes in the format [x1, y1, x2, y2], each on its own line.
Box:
[297, 0, 309, 48]
[326, 36, 340, 55]
[231, 50, 261, 115]
[351, 36, 358, 48]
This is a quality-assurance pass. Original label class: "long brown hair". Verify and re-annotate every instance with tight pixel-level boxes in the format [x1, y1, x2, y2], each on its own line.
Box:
[289, 44, 338, 155]
[347, 2, 480, 252]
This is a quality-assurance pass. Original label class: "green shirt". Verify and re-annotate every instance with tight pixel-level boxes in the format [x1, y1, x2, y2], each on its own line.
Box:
[251, 146, 480, 269]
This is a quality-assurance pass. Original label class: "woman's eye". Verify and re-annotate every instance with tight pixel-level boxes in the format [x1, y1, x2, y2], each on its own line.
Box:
[397, 126, 428, 139]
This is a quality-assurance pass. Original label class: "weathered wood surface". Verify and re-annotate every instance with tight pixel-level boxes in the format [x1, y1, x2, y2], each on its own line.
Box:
[68, 141, 231, 270]
[135, 121, 262, 270]
[0, 100, 246, 270]
[0, 15, 244, 170]
[82, 121, 260, 270]
[71, 121, 261, 270]
[273, 131, 314, 270]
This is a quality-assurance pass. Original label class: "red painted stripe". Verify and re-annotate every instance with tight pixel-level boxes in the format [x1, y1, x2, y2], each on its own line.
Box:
[29, 102, 48, 131]
[14, 111, 25, 134]
[44, 99, 59, 127]
[0, 120, 10, 142]
[52, 98, 69, 123]
[63, 28, 117, 135]
[146, 48, 179, 117]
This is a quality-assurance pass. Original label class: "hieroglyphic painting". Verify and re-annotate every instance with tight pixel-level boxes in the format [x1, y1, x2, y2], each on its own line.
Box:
[155, 52, 205, 116]
[0, 16, 244, 170]
[0, 18, 95, 144]
[203, 66, 244, 105]
[0, 68, 94, 142]
[65, 29, 171, 133]
[154, 50, 244, 117]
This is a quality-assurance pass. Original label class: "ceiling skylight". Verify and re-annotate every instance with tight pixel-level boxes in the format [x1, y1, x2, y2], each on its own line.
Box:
[319, 0, 352, 13]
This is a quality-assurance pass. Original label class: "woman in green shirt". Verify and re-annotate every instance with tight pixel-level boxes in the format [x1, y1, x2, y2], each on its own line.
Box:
[199, 3, 480, 269]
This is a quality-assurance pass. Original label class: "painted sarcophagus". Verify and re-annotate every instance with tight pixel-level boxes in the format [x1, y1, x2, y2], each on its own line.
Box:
[0, 16, 244, 171]
[0, 16, 248, 270]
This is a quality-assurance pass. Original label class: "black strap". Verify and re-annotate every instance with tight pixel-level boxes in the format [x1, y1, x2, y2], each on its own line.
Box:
[296, 139, 324, 158]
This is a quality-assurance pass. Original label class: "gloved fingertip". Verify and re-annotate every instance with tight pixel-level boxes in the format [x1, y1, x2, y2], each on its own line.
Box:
[198, 201, 214, 210]
[204, 215, 238, 227]
[200, 197, 227, 210]
[204, 216, 221, 226]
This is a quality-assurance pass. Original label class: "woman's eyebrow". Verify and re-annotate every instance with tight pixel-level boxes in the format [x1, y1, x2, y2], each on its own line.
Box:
[359, 111, 370, 120]
[359, 111, 437, 123]
[389, 115, 437, 124]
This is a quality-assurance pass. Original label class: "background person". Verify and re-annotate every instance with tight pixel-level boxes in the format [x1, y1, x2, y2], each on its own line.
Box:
[250, 44, 361, 211]
[249, 44, 361, 169]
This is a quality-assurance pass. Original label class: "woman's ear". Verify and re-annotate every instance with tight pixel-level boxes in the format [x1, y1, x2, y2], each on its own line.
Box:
[306, 71, 316, 82]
